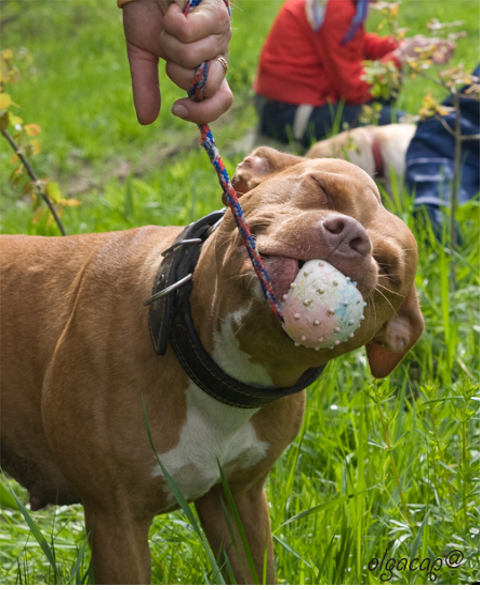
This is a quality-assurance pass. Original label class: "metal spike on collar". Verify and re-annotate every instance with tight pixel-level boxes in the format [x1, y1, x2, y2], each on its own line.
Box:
[144, 274, 193, 306]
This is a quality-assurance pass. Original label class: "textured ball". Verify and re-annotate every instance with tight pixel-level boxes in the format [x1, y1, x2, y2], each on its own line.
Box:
[281, 260, 366, 350]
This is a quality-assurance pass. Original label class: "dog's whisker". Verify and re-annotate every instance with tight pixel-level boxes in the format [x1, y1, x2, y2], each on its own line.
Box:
[367, 292, 377, 327]
[374, 286, 397, 313]
[225, 272, 254, 282]
[376, 283, 400, 296]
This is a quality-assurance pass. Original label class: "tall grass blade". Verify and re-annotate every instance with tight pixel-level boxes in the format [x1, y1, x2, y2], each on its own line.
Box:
[409, 508, 430, 563]
[273, 534, 311, 567]
[217, 494, 246, 583]
[2, 473, 61, 581]
[67, 534, 90, 584]
[0, 477, 19, 510]
[217, 461, 260, 583]
[278, 487, 374, 529]
[142, 400, 226, 584]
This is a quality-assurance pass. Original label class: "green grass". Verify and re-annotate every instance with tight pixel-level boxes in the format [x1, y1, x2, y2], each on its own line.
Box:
[1, 0, 478, 203]
[1, 0, 479, 585]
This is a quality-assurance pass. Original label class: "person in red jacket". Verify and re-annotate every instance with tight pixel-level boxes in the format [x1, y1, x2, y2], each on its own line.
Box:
[253, 0, 453, 146]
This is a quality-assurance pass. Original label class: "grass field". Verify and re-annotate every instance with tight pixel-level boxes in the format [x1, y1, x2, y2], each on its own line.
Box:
[1, 0, 479, 585]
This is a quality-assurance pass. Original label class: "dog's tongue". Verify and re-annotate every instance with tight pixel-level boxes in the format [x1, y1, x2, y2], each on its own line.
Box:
[263, 256, 300, 298]
[281, 260, 366, 350]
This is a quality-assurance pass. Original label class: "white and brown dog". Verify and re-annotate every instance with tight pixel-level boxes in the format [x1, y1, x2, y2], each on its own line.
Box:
[306, 123, 416, 198]
[0, 148, 424, 584]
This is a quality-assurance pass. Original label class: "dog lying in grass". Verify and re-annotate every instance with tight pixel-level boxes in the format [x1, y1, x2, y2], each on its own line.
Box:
[306, 123, 416, 198]
[0, 147, 423, 584]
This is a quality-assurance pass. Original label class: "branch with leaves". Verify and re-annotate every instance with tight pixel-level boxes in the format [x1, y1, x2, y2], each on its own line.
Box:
[360, 4, 479, 285]
[1, 49, 81, 235]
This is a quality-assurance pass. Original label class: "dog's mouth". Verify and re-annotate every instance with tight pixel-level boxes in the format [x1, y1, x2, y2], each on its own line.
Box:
[260, 254, 376, 301]
[260, 255, 307, 299]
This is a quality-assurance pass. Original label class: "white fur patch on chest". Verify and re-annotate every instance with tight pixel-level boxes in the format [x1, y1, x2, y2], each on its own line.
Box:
[152, 381, 269, 504]
[152, 306, 271, 505]
[211, 304, 274, 386]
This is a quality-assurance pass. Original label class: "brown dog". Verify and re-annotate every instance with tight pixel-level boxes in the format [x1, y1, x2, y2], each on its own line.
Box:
[306, 123, 416, 197]
[0, 148, 423, 584]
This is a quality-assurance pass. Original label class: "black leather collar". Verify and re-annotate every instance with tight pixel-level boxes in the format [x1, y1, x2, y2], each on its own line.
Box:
[147, 210, 325, 408]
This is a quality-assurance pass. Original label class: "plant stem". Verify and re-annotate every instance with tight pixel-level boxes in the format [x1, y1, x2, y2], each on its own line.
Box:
[430, 411, 457, 523]
[1, 128, 67, 236]
[406, 64, 447, 89]
[459, 133, 480, 142]
[450, 91, 461, 289]
[376, 401, 412, 526]
[461, 402, 468, 534]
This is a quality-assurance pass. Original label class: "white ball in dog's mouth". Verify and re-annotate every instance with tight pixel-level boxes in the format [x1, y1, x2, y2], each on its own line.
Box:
[281, 260, 366, 350]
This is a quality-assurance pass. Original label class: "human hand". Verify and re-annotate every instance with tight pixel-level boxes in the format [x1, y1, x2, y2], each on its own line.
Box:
[160, 0, 233, 124]
[394, 34, 456, 66]
[122, 0, 233, 125]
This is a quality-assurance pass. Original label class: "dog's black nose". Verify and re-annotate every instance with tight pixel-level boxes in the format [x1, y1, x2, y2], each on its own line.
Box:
[322, 214, 372, 257]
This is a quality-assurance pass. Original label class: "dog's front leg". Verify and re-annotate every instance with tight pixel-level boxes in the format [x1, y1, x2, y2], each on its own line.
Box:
[84, 505, 153, 585]
[195, 482, 275, 584]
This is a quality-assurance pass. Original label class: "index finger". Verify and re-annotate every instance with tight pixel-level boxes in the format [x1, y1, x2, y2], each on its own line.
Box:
[127, 46, 161, 125]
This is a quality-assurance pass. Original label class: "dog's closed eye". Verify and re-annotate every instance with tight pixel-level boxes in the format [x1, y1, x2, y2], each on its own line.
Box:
[307, 175, 331, 209]
[247, 214, 279, 238]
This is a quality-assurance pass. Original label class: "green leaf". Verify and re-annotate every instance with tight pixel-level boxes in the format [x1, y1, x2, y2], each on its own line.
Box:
[0, 111, 9, 131]
[67, 534, 91, 584]
[0, 92, 12, 109]
[409, 509, 430, 564]
[46, 180, 62, 203]
[0, 477, 18, 510]
[1, 471, 61, 580]
[278, 487, 375, 529]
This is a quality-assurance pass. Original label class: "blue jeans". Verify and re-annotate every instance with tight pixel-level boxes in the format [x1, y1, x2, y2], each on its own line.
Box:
[256, 96, 404, 148]
[405, 64, 480, 240]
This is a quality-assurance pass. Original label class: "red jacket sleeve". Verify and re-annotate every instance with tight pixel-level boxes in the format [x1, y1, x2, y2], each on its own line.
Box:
[364, 32, 399, 59]
[364, 32, 402, 68]
[313, 1, 399, 104]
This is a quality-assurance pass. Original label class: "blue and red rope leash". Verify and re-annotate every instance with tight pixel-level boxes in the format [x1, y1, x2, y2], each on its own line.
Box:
[183, 0, 284, 322]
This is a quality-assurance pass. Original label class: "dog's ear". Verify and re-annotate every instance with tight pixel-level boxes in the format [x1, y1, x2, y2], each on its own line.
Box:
[366, 287, 424, 378]
[230, 154, 271, 200]
[230, 147, 305, 202]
